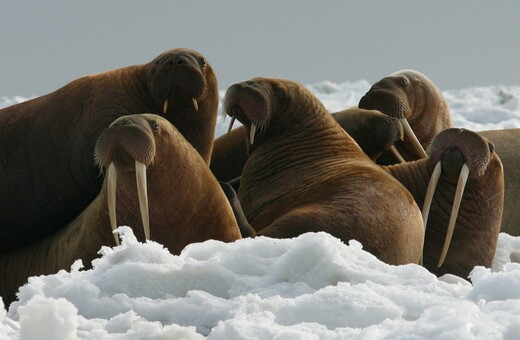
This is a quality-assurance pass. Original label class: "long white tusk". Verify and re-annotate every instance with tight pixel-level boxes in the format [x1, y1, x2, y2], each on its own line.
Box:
[192, 98, 199, 111]
[163, 100, 169, 114]
[135, 160, 150, 241]
[107, 162, 120, 246]
[389, 145, 406, 163]
[250, 123, 257, 145]
[422, 161, 442, 230]
[438, 163, 470, 268]
[400, 118, 428, 158]
[419, 161, 442, 265]
[227, 115, 236, 135]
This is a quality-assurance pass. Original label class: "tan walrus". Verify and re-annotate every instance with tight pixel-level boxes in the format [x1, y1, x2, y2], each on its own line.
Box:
[386, 128, 504, 278]
[359, 69, 453, 163]
[0, 114, 241, 306]
[223, 77, 424, 265]
[211, 108, 403, 182]
[478, 129, 519, 236]
[0, 48, 218, 253]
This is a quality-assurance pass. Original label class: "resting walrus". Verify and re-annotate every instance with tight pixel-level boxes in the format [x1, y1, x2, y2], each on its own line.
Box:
[0, 48, 218, 253]
[211, 107, 403, 182]
[478, 129, 519, 236]
[0, 114, 241, 306]
[223, 77, 424, 265]
[386, 128, 504, 277]
[359, 69, 453, 163]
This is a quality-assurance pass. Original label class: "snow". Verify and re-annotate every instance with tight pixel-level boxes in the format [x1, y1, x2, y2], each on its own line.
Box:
[2, 81, 520, 339]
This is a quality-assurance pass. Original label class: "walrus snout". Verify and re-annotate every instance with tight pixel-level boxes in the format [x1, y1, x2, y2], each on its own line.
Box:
[95, 117, 156, 171]
[150, 51, 207, 114]
[427, 128, 491, 177]
[359, 90, 407, 119]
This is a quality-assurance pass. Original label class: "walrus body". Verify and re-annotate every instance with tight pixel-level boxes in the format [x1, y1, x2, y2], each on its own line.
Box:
[224, 77, 424, 265]
[478, 129, 519, 236]
[386, 128, 504, 277]
[359, 69, 453, 163]
[0, 114, 241, 306]
[211, 108, 403, 182]
[0, 48, 218, 252]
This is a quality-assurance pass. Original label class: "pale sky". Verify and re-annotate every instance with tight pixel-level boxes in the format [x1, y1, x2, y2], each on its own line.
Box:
[1, 1, 519, 97]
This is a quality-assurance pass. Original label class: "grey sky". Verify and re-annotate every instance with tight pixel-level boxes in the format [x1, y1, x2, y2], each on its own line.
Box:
[1, 1, 519, 97]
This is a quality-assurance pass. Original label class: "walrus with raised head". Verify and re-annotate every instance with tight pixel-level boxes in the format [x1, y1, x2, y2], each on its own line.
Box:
[0, 48, 218, 253]
[223, 77, 425, 265]
[0, 114, 241, 306]
[386, 128, 504, 278]
[211, 107, 403, 182]
[359, 69, 453, 163]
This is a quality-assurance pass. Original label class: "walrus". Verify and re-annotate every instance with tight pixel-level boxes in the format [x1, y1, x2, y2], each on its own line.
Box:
[0, 48, 218, 253]
[223, 77, 424, 265]
[0, 114, 241, 306]
[211, 107, 403, 182]
[359, 69, 453, 163]
[386, 128, 504, 278]
[477, 129, 519, 236]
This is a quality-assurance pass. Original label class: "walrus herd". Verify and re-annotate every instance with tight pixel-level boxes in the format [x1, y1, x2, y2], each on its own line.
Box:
[0, 48, 514, 306]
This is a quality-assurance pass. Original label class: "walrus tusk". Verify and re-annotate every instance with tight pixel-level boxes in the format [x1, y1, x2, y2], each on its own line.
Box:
[389, 145, 406, 163]
[250, 123, 257, 145]
[227, 115, 236, 135]
[163, 100, 169, 114]
[107, 162, 120, 246]
[400, 118, 428, 158]
[438, 163, 470, 268]
[192, 98, 199, 111]
[135, 160, 150, 241]
[419, 161, 442, 265]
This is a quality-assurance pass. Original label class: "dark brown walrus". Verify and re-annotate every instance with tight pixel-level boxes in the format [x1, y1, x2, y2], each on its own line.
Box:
[0, 48, 218, 253]
[0, 114, 241, 306]
[211, 108, 403, 182]
[386, 128, 504, 278]
[223, 77, 424, 265]
[359, 69, 453, 163]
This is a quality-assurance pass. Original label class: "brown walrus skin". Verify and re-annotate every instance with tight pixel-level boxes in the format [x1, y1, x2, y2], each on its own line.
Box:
[359, 69, 453, 163]
[386, 128, 504, 278]
[211, 108, 403, 182]
[223, 77, 424, 265]
[0, 48, 218, 253]
[478, 129, 519, 236]
[0, 114, 241, 306]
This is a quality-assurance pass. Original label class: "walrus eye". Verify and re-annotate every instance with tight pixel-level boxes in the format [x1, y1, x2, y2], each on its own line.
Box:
[200, 58, 206, 69]
[149, 121, 159, 131]
[275, 87, 286, 100]
[399, 77, 409, 87]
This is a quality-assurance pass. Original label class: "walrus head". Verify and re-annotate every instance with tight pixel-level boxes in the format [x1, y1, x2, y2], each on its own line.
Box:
[421, 128, 496, 268]
[94, 114, 164, 245]
[332, 108, 404, 162]
[223, 77, 326, 153]
[359, 70, 449, 160]
[146, 48, 216, 115]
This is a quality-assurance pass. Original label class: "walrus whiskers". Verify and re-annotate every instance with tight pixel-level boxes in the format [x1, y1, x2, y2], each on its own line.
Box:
[400, 118, 427, 158]
[135, 160, 150, 240]
[107, 162, 120, 246]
